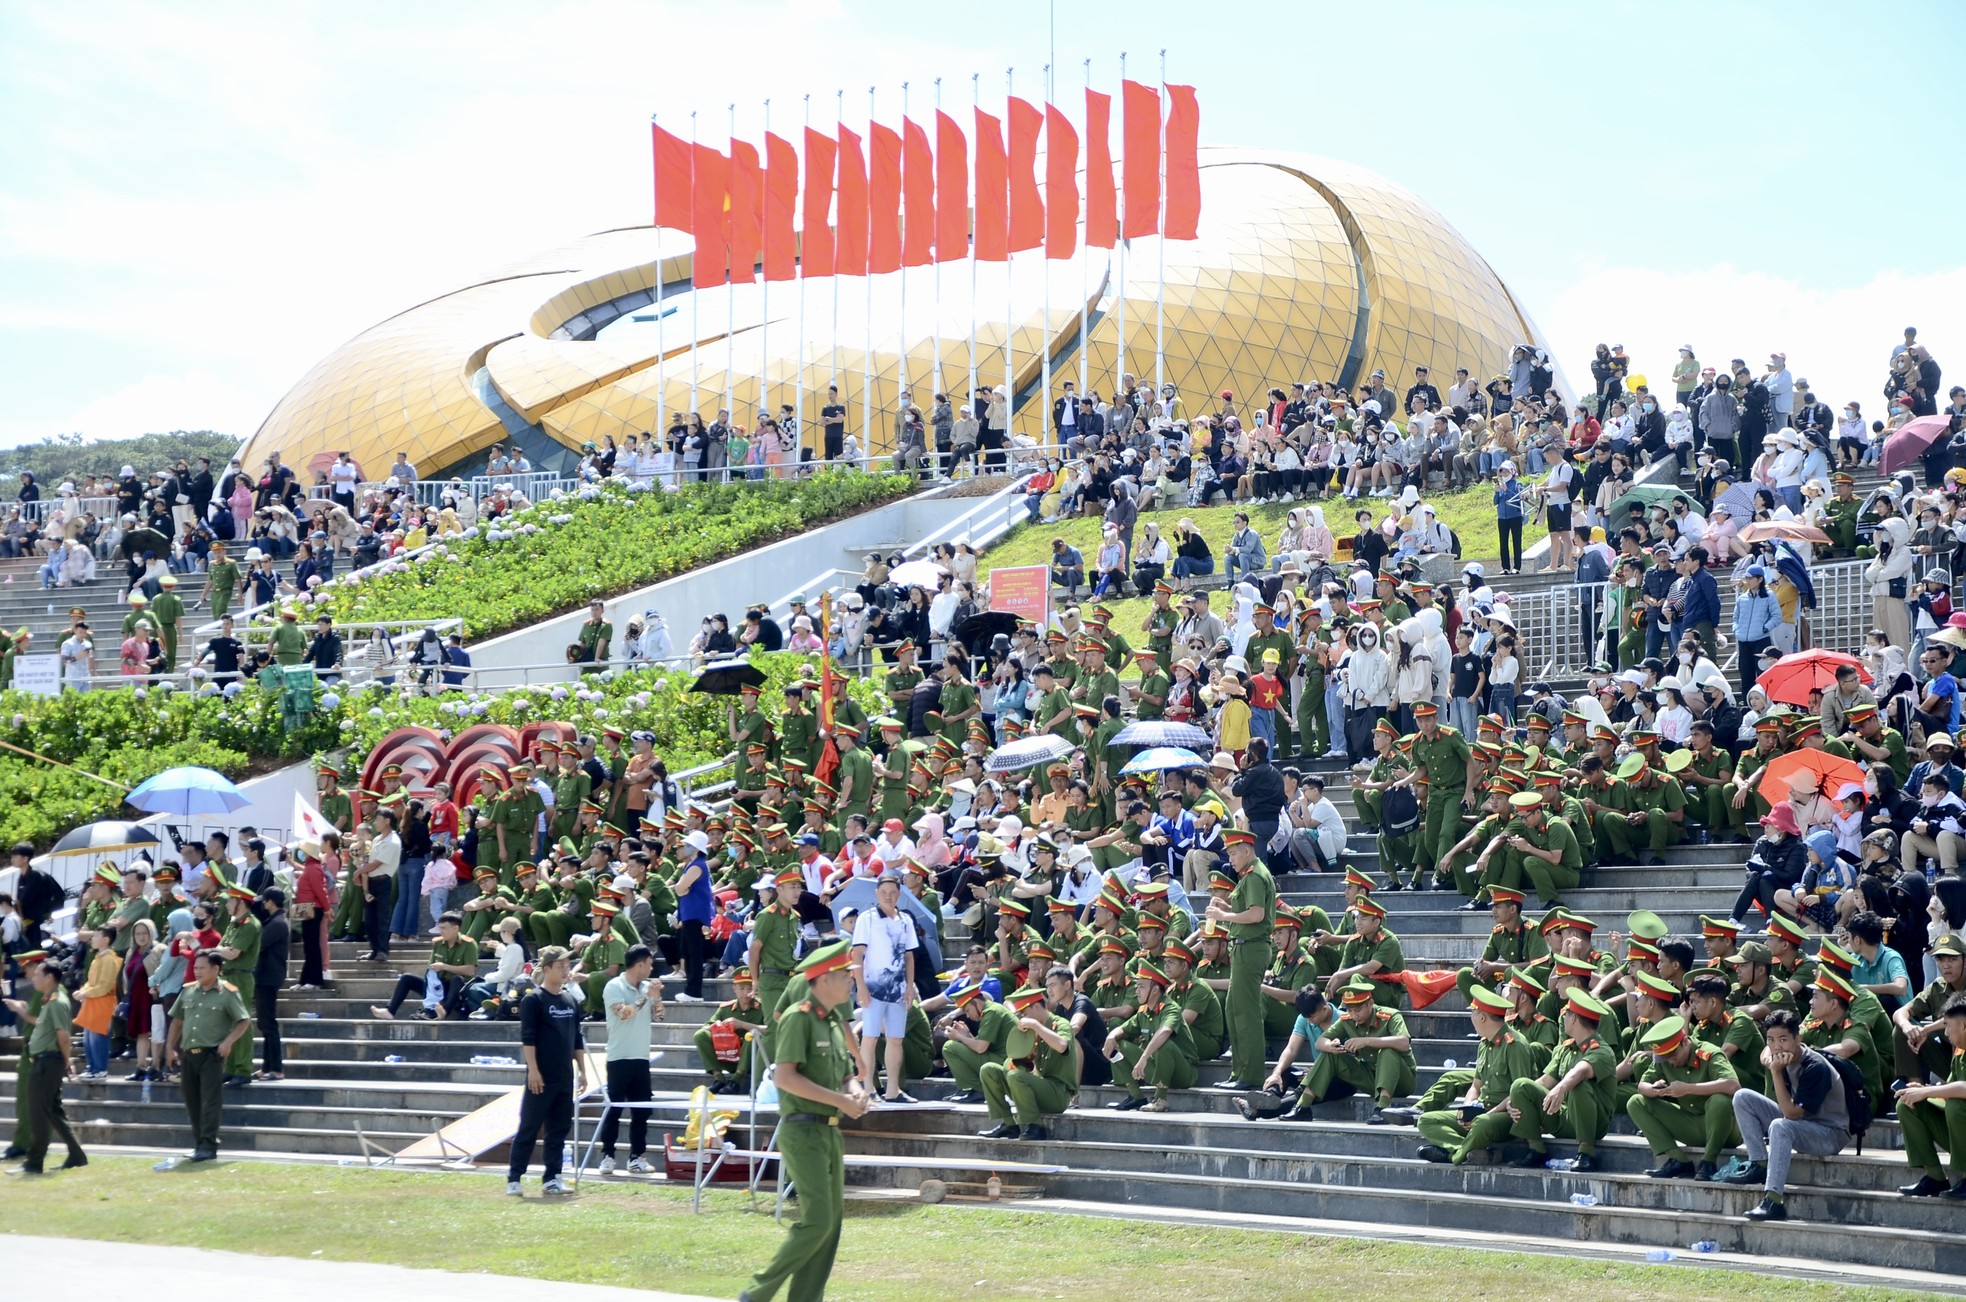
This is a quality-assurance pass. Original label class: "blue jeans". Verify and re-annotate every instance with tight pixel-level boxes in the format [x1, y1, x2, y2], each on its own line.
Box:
[391, 856, 427, 936]
[1449, 696, 1479, 738]
[425, 886, 450, 930]
[85, 1029, 110, 1074]
[1248, 708, 1275, 751]
[1525, 445, 1546, 473]
[1023, 492, 1045, 521]
[1778, 485, 1803, 513]
[1171, 555, 1215, 579]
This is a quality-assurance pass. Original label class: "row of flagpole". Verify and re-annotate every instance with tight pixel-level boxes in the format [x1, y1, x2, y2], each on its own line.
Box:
[648, 60, 1197, 457]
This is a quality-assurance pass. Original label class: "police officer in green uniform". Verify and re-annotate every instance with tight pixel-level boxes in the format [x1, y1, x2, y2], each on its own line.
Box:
[979, 985, 1080, 1139]
[2, 951, 48, 1163]
[1104, 961, 1200, 1112]
[165, 951, 252, 1162]
[750, 868, 807, 1046]
[1822, 471, 1863, 555]
[212, 884, 261, 1084]
[1295, 608, 1333, 759]
[1399, 702, 1471, 871]
[1207, 829, 1275, 1090]
[740, 941, 869, 1302]
[1261, 909, 1319, 1038]
[1354, 720, 1418, 888]
[1674, 723, 1736, 838]
[1594, 754, 1688, 865]
[1686, 971, 1768, 1095]
[1131, 649, 1170, 721]
[1507, 988, 1620, 1170]
[1894, 933, 1966, 1086]
[832, 725, 876, 823]
[695, 968, 767, 1092]
[1494, 789, 1585, 907]
[940, 986, 1016, 1103]
[1142, 581, 1179, 674]
[1455, 886, 1548, 1001]
[1414, 985, 1548, 1164]
[1625, 1014, 1741, 1180]
[1292, 977, 1416, 1120]
[1163, 937, 1225, 1060]
[1324, 895, 1403, 1009]
[1894, 992, 1966, 1198]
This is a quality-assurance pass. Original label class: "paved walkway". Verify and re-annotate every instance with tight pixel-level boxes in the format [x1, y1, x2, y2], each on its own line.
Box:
[4, 1237, 726, 1302]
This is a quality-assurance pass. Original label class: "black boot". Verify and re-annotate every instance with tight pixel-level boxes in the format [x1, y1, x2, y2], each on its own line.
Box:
[980, 1122, 1022, 1140]
[1745, 1194, 1787, 1221]
[1899, 1174, 1949, 1197]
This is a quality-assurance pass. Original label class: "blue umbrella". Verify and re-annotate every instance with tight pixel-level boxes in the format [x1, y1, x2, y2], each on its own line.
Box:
[826, 876, 944, 974]
[126, 766, 250, 817]
[1120, 746, 1207, 776]
[1111, 720, 1213, 750]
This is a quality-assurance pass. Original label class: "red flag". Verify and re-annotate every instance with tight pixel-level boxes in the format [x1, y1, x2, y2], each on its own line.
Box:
[728, 138, 761, 285]
[935, 111, 968, 263]
[867, 122, 902, 275]
[1084, 89, 1116, 250]
[690, 143, 729, 289]
[1163, 84, 1201, 241]
[802, 127, 836, 278]
[764, 132, 799, 282]
[1006, 97, 1044, 253]
[651, 122, 693, 232]
[1121, 79, 1161, 239]
[1043, 103, 1079, 260]
[902, 118, 935, 268]
[973, 107, 1007, 262]
[835, 124, 867, 277]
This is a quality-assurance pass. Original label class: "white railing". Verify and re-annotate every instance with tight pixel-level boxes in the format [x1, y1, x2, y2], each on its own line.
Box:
[1805, 559, 1873, 654]
[47, 618, 464, 695]
[8, 495, 120, 527]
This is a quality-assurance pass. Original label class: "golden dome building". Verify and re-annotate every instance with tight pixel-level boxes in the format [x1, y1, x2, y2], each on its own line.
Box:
[240, 146, 1555, 480]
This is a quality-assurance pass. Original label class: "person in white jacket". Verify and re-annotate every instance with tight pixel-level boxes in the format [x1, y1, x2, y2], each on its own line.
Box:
[1338, 623, 1393, 756]
[1867, 513, 1915, 650]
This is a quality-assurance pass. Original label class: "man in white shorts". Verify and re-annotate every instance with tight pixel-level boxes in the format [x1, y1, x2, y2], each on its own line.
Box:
[850, 870, 921, 1103]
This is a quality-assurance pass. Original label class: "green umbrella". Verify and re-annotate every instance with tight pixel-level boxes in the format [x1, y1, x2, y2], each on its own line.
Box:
[1605, 482, 1699, 523]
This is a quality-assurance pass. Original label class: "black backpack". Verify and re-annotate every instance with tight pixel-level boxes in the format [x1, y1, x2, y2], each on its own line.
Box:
[1824, 1051, 1873, 1152]
[1378, 783, 1421, 838]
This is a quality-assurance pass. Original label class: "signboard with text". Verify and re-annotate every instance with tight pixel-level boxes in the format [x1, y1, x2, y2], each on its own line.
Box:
[988, 565, 1051, 631]
[10, 653, 60, 697]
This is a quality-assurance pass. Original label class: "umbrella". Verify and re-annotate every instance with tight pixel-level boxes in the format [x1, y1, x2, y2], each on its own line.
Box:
[1711, 481, 1761, 525]
[1757, 749, 1867, 808]
[1738, 521, 1831, 546]
[1111, 720, 1215, 750]
[887, 559, 948, 590]
[49, 821, 162, 856]
[1119, 746, 1205, 776]
[126, 765, 250, 817]
[984, 733, 1077, 773]
[690, 658, 768, 696]
[1771, 541, 1816, 611]
[1879, 416, 1952, 476]
[826, 876, 944, 974]
[1757, 649, 1870, 707]
[1605, 483, 1698, 523]
[955, 610, 1020, 648]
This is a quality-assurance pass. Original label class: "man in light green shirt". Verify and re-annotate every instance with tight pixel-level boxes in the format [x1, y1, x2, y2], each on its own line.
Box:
[595, 945, 663, 1173]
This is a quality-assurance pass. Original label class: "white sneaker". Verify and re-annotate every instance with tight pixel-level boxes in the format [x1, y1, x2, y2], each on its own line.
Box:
[542, 1177, 570, 1195]
[627, 1156, 655, 1174]
[506, 1180, 524, 1196]
[597, 1155, 615, 1174]
[672, 992, 705, 1004]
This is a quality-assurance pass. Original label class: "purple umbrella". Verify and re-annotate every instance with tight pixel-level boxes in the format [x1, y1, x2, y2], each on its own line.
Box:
[1879, 416, 1951, 476]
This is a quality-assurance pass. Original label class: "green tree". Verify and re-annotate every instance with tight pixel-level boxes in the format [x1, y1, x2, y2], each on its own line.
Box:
[0, 431, 244, 489]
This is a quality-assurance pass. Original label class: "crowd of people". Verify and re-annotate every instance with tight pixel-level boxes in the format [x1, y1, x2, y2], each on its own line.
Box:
[8, 332, 1966, 1234]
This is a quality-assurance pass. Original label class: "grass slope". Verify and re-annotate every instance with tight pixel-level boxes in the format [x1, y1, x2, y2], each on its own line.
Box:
[1, 1159, 1932, 1302]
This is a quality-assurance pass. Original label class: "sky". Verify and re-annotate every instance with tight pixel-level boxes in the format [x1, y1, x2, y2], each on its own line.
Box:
[3, 0, 1962, 449]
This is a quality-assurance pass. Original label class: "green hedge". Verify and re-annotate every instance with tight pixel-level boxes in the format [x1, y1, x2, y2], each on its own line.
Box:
[303, 470, 914, 638]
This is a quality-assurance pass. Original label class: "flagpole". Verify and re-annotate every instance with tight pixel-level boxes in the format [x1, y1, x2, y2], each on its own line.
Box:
[690, 110, 700, 418]
[1040, 62, 1051, 455]
[798, 93, 809, 459]
[1115, 52, 1127, 400]
[833, 89, 843, 460]
[762, 96, 772, 434]
[933, 77, 944, 408]
[1004, 66, 1015, 443]
[1156, 49, 1167, 398]
[726, 102, 737, 430]
[651, 113, 666, 448]
[899, 81, 911, 420]
[1081, 59, 1090, 401]
[968, 73, 979, 421]
[864, 85, 875, 457]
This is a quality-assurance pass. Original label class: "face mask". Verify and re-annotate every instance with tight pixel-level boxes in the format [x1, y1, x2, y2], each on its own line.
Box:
[1656, 692, 1671, 705]
[1642, 402, 1656, 413]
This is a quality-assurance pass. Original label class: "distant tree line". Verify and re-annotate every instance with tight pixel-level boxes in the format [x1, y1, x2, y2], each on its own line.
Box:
[0, 431, 245, 488]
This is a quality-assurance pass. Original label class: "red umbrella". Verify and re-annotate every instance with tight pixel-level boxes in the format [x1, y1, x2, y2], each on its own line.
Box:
[1756, 649, 1870, 707]
[1878, 415, 1951, 476]
[1757, 749, 1866, 808]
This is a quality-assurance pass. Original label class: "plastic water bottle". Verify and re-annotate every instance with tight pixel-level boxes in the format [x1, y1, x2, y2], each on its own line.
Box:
[1441, 1058, 1458, 1070]
[141, 1079, 152, 1104]
[299, 1011, 321, 1019]
[1569, 1193, 1598, 1207]
[1645, 1249, 1676, 1263]
[985, 1172, 1002, 1200]
[384, 1054, 404, 1063]
[1690, 1240, 1718, 1254]
[470, 1055, 490, 1065]
[1546, 1157, 1577, 1171]
[152, 1156, 179, 1172]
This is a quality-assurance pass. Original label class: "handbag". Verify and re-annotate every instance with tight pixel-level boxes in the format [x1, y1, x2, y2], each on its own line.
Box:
[291, 901, 318, 922]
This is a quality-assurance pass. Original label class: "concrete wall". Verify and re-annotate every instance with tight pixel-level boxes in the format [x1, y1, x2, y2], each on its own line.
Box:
[465, 481, 1025, 686]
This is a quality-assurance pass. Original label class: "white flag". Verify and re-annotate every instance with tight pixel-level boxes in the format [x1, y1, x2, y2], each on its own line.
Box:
[293, 791, 334, 844]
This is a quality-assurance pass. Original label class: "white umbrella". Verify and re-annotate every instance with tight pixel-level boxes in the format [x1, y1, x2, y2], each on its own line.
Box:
[984, 734, 1077, 773]
[887, 559, 948, 589]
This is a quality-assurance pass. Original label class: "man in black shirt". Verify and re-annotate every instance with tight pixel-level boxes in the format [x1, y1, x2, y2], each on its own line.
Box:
[1045, 965, 1110, 1087]
[9, 842, 63, 947]
[1230, 738, 1288, 872]
[509, 945, 589, 1195]
[252, 890, 291, 1081]
[821, 385, 846, 461]
[305, 617, 344, 679]
[1404, 366, 1441, 412]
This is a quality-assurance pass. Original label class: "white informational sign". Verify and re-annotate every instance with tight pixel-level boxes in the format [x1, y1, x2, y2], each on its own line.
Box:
[10, 652, 60, 697]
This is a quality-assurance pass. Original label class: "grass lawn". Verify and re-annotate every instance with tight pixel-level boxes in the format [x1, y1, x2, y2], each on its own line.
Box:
[1, 1158, 1934, 1302]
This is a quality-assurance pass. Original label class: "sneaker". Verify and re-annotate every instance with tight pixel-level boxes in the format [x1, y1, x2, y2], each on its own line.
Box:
[597, 1156, 616, 1174]
[542, 1177, 571, 1195]
[672, 992, 705, 1004]
[626, 1157, 655, 1174]
[507, 1180, 524, 1196]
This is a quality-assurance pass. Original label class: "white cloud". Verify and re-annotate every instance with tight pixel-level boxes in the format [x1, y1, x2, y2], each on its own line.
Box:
[1537, 264, 1965, 418]
[54, 372, 266, 443]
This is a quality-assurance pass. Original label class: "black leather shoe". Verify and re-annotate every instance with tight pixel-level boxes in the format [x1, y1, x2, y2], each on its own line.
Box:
[980, 1123, 1021, 1139]
[1944, 1180, 1966, 1201]
[1569, 1153, 1600, 1172]
[1645, 1158, 1695, 1180]
[59, 1154, 88, 1170]
[1416, 1144, 1452, 1164]
[1456, 900, 1482, 911]
[944, 1089, 983, 1105]
[1018, 1124, 1050, 1141]
[1693, 1159, 1719, 1182]
[186, 1149, 217, 1163]
[1281, 1104, 1316, 1122]
[1110, 1096, 1147, 1111]
[1375, 1106, 1422, 1125]
[1899, 1174, 1949, 1197]
[1506, 1149, 1548, 1168]
[1745, 1194, 1787, 1221]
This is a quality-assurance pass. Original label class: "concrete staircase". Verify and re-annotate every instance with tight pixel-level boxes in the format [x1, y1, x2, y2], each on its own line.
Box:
[0, 554, 134, 647]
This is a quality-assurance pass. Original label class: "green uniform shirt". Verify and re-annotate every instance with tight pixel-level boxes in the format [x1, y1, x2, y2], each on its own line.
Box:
[1134, 671, 1170, 720]
[773, 997, 853, 1116]
[1691, 1009, 1767, 1095]
[1006, 1012, 1080, 1092]
[776, 709, 817, 767]
[964, 1002, 1019, 1055]
[1903, 976, 1966, 1028]
[1075, 668, 1120, 708]
[1120, 997, 1198, 1062]
[430, 936, 480, 971]
[1036, 687, 1076, 740]
[1337, 928, 1405, 1005]
[1473, 1028, 1549, 1106]
[837, 746, 876, 816]
[26, 987, 72, 1055]
[1412, 727, 1472, 794]
[270, 619, 308, 665]
[1511, 1012, 1561, 1053]
[1508, 816, 1585, 872]
[220, 914, 261, 975]
[1481, 921, 1550, 969]
[1327, 1007, 1409, 1066]
[752, 904, 800, 977]
[1637, 1041, 1738, 1114]
[884, 665, 924, 709]
[171, 979, 251, 1049]
[1243, 629, 1295, 681]
[318, 789, 354, 833]
[1547, 1034, 1619, 1118]
[108, 896, 150, 954]
[578, 618, 613, 654]
[582, 932, 629, 976]
[938, 679, 978, 744]
[1225, 863, 1277, 941]
[1173, 977, 1226, 1047]
[205, 560, 241, 614]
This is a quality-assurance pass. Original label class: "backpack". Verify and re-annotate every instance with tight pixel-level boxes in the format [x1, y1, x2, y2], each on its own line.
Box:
[1823, 1051, 1873, 1152]
[1378, 783, 1421, 838]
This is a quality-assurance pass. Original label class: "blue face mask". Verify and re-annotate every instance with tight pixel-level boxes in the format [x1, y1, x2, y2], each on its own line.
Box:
[1643, 402, 1657, 413]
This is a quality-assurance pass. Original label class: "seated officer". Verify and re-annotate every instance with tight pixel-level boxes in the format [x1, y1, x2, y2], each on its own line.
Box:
[1892, 932, 1966, 1089]
[1592, 754, 1687, 867]
[1413, 985, 1549, 1164]
[1508, 988, 1619, 1171]
[1625, 1014, 1741, 1181]
[1800, 968, 1885, 1111]
[1894, 993, 1966, 1199]
[1493, 789, 1585, 908]
[1686, 971, 1767, 1096]
[1261, 909, 1319, 1038]
[1104, 961, 1200, 1113]
[940, 986, 1016, 1105]
[1293, 977, 1416, 1122]
[1163, 937, 1226, 1061]
[979, 985, 1080, 1141]
[1456, 888, 1546, 999]
[693, 967, 767, 1094]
